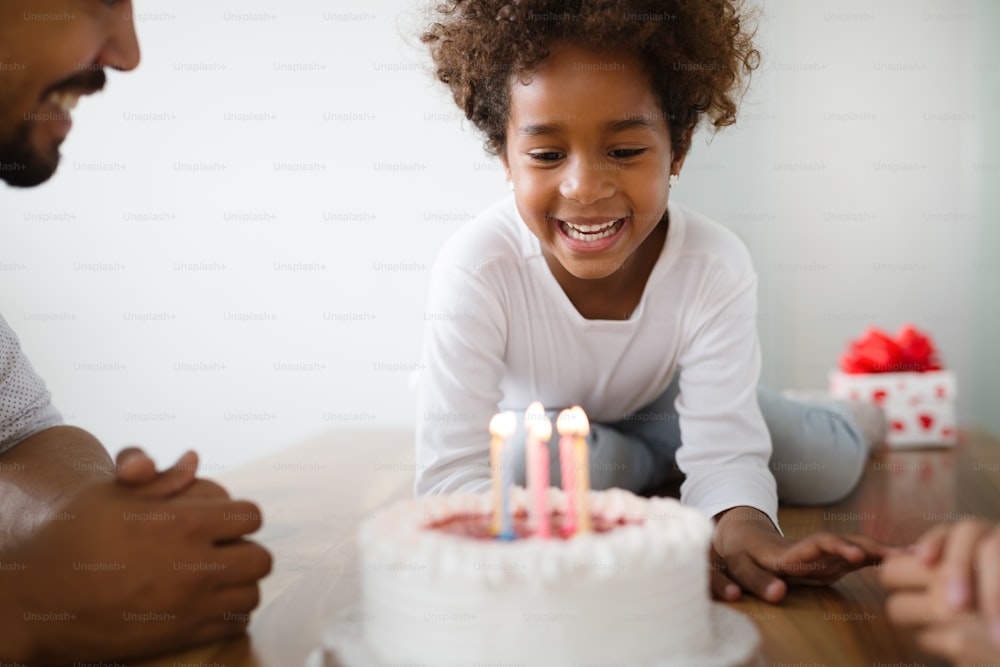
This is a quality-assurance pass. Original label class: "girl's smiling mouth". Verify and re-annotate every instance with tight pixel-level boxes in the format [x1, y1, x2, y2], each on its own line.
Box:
[551, 214, 630, 252]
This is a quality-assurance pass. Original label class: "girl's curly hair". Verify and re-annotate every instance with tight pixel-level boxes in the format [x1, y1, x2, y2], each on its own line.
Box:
[422, 0, 760, 158]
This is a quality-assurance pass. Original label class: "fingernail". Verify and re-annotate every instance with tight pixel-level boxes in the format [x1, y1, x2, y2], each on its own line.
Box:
[765, 581, 782, 600]
[991, 619, 1000, 647]
[118, 451, 140, 466]
[725, 584, 739, 599]
[946, 580, 968, 609]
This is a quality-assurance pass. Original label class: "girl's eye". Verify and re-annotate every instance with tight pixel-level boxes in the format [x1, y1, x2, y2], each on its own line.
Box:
[527, 151, 565, 163]
[609, 148, 646, 159]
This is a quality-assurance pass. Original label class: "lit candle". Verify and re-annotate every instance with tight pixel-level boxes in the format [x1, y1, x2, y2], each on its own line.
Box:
[489, 411, 516, 536]
[532, 416, 552, 538]
[499, 445, 515, 541]
[572, 406, 592, 533]
[524, 402, 545, 500]
[556, 409, 578, 537]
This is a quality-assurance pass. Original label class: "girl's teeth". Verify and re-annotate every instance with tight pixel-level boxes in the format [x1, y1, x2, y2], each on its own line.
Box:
[561, 218, 624, 241]
[566, 220, 616, 233]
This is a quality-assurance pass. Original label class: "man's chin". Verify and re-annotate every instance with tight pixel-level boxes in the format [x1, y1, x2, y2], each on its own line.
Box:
[0, 149, 59, 187]
[0, 122, 61, 187]
[1, 161, 59, 187]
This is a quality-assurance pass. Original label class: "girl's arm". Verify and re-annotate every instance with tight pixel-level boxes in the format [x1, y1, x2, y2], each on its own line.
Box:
[415, 262, 508, 495]
[673, 249, 778, 529]
[672, 243, 886, 602]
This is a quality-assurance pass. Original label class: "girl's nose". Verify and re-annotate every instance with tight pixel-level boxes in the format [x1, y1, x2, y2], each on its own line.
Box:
[559, 157, 615, 205]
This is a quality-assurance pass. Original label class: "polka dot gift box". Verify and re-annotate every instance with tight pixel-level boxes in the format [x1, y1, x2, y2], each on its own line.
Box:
[829, 324, 957, 448]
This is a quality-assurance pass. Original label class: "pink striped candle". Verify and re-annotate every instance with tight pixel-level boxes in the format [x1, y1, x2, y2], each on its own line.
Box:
[556, 409, 577, 537]
[524, 402, 545, 502]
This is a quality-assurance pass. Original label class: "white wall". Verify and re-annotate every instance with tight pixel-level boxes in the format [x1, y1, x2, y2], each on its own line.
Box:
[2, 0, 996, 472]
[742, 0, 990, 395]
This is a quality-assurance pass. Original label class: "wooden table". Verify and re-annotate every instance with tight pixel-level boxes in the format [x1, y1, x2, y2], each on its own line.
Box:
[134, 428, 1000, 667]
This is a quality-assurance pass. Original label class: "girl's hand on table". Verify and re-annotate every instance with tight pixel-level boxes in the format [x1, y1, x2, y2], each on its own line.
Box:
[710, 506, 888, 603]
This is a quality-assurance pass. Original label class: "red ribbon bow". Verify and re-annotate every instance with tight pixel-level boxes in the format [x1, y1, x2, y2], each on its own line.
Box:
[839, 324, 942, 374]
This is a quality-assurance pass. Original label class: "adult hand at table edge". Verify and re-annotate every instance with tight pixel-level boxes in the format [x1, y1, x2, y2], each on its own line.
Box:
[2, 480, 273, 664]
[913, 519, 998, 613]
[115, 447, 209, 499]
[879, 552, 949, 629]
[915, 615, 1000, 665]
[978, 529, 1000, 646]
[894, 519, 1000, 647]
[710, 506, 888, 604]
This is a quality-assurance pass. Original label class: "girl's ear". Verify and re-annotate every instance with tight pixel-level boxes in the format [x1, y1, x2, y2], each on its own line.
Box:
[670, 152, 687, 176]
[671, 128, 695, 176]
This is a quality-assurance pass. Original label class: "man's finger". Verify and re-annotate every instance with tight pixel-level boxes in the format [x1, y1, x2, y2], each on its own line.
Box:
[914, 523, 952, 565]
[183, 499, 265, 543]
[124, 450, 200, 499]
[880, 553, 934, 590]
[940, 520, 992, 611]
[976, 530, 1000, 636]
[203, 583, 262, 623]
[915, 618, 994, 664]
[115, 446, 157, 484]
[188, 615, 254, 648]
[179, 478, 230, 501]
[885, 591, 944, 626]
[150, 450, 199, 495]
[209, 541, 273, 588]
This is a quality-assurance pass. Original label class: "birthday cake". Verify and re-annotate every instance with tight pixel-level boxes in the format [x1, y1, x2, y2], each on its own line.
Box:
[351, 486, 729, 667]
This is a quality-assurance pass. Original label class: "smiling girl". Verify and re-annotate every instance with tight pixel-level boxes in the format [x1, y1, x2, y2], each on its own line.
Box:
[415, 0, 886, 602]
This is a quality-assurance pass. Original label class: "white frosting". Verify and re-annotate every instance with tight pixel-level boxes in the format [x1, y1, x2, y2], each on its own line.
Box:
[359, 487, 715, 667]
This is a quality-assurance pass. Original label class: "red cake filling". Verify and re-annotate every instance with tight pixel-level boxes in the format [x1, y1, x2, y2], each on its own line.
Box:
[427, 510, 642, 540]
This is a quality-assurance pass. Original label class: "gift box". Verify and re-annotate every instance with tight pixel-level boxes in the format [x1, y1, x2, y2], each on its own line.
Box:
[828, 325, 957, 448]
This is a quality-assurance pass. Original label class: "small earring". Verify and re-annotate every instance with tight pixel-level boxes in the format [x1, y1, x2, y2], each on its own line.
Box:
[669, 173, 679, 187]
[507, 181, 514, 192]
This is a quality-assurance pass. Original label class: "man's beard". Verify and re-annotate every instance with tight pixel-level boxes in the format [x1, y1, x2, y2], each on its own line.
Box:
[0, 67, 107, 188]
[0, 119, 60, 188]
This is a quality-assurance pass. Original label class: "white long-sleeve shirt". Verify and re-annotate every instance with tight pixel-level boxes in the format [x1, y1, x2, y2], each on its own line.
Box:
[415, 196, 778, 527]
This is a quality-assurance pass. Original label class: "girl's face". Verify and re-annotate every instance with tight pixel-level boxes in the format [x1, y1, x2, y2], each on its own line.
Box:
[501, 43, 682, 282]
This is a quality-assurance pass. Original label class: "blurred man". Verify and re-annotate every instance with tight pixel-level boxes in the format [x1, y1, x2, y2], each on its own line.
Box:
[0, 1, 272, 661]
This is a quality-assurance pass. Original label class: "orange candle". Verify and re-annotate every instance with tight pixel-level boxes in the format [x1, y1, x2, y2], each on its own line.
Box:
[489, 412, 516, 536]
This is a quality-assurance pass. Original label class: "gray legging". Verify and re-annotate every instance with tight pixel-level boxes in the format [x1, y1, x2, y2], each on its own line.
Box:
[506, 376, 868, 506]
